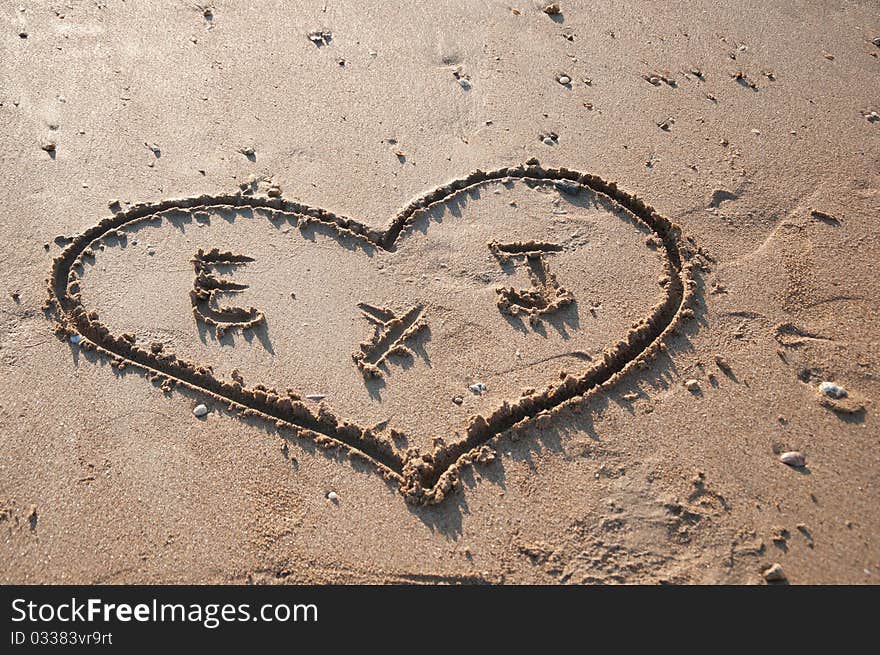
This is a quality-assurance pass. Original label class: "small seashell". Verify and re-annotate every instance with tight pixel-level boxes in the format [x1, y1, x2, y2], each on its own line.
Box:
[684, 379, 700, 392]
[557, 74, 571, 85]
[326, 491, 338, 502]
[779, 451, 805, 467]
[469, 382, 487, 395]
[69, 334, 82, 345]
[193, 404, 209, 417]
[818, 381, 846, 399]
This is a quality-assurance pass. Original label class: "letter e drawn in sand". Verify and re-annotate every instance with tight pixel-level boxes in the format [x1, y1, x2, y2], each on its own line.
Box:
[352, 302, 427, 379]
[190, 248, 265, 338]
[490, 240, 574, 325]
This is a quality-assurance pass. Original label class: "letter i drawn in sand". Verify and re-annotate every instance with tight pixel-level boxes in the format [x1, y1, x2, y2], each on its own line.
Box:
[190, 248, 265, 338]
[352, 302, 427, 378]
[489, 240, 574, 325]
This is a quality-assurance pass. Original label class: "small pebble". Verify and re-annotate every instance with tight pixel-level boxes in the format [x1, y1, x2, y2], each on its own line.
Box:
[469, 382, 487, 395]
[543, 3, 561, 15]
[714, 355, 732, 372]
[684, 378, 700, 392]
[193, 404, 209, 417]
[41, 141, 55, 152]
[542, 136, 555, 145]
[557, 74, 571, 85]
[452, 395, 464, 405]
[239, 146, 255, 157]
[762, 563, 787, 582]
[69, 334, 82, 345]
[780, 451, 806, 468]
[818, 381, 846, 399]
[555, 180, 580, 195]
[326, 491, 338, 502]
[458, 78, 471, 90]
[267, 185, 282, 198]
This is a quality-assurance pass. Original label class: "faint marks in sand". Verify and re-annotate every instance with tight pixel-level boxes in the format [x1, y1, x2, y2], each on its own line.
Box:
[0, 500, 39, 537]
[513, 471, 751, 584]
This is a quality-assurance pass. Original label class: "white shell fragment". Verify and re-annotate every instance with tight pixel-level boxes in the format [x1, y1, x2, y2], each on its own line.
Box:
[684, 379, 700, 392]
[779, 451, 805, 467]
[193, 404, 209, 417]
[305, 394, 326, 401]
[327, 491, 339, 502]
[818, 381, 846, 399]
[469, 382, 487, 395]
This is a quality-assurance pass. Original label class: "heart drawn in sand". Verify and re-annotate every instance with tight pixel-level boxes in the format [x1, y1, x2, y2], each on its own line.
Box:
[46, 162, 695, 504]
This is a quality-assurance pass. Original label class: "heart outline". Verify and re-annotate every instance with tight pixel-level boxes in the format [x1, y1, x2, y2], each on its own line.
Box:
[46, 162, 696, 504]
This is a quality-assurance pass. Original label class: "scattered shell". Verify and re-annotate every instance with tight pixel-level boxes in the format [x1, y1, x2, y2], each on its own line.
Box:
[873, 37, 880, 48]
[780, 451, 806, 468]
[239, 146, 255, 157]
[557, 74, 571, 85]
[684, 379, 700, 392]
[193, 404, 209, 417]
[452, 395, 464, 405]
[543, 3, 561, 15]
[469, 382, 488, 395]
[818, 381, 846, 399]
[457, 77, 472, 90]
[307, 29, 332, 46]
[542, 136, 555, 145]
[69, 334, 82, 345]
[326, 491, 339, 502]
[41, 141, 56, 152]
[762, 563, 787, 582]
[305, 393, 326, 401]
[267, 184, 282, 198]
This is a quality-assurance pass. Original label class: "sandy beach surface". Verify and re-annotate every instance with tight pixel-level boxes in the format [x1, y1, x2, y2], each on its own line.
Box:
[1, 1, 878, 584]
